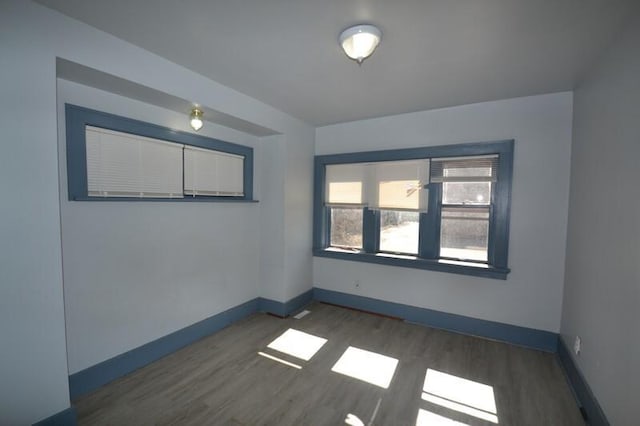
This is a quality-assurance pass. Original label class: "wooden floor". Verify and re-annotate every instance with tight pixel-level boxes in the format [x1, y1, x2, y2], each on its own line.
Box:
[75, 302, 584, 426]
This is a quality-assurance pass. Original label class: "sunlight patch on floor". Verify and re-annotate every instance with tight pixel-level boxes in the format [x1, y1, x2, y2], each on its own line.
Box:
[416, 408, 470, 425]
[267, 328, 328, 361]
[331, 346, 398, 389]
[422, 369, 498, 424]
[344, 413, 365, 426]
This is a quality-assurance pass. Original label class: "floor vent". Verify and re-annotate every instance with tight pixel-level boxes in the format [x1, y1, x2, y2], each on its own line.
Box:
[293, 310, 311, 319]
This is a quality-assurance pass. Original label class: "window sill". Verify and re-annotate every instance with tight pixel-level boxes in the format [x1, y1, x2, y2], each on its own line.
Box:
[313, 248, 510, 280]
[72, 196, 259, 203]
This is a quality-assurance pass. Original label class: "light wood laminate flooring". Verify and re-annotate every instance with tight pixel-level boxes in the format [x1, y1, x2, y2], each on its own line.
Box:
[75, 302, 584, 426]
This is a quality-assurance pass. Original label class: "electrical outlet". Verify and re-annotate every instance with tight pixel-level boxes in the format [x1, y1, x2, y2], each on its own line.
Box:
[574, 336, 581, 355]
[354, 279, 361, 289]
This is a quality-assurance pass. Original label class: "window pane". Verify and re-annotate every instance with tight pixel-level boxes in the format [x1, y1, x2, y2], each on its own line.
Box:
[444, 166, 492, 178]
[330, 208, 363, 249]
[443, 182, 491, 205]
[379, 211, 419, 254]
[378, 180, 422, 210]
[440, 207, 489, 262]
[328, 181, 363, 205]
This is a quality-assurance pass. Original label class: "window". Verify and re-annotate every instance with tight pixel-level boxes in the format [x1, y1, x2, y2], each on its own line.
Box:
[313, 140, 513, 279]
[329, 207, 363, 250]
[379, 211, 420, 255]
[66, 104, 254, 202]
[324, 163, 367, 250]
[432, 155, 497, 262]
[372, 159, 428, 256]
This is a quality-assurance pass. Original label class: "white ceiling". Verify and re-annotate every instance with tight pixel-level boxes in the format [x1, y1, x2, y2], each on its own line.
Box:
[39, 0, 636, 126]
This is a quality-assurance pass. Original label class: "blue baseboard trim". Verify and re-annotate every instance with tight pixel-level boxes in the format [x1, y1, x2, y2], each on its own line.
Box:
[33, 406, 77, 426]
[286, 289, 314, 315]
[68, 290, 314, 400]
[313, 288, 558, 352]
[258, 297, 287, 317]
[68, 287, 557, 404]
[557, 337, 609, 426]
[69, 298, 258, 400]
[258, 289, 314, 317]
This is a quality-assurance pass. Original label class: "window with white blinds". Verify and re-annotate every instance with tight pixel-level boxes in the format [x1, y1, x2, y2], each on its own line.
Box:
[370, 159, 430, 212]
[325, 163, 369, 206]
[184, 146, 244, 196]
[66, 104, 253, 202]
[86, 126, 184, 198]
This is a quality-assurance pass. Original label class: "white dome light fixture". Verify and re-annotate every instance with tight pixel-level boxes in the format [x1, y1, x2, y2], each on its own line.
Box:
[189, 108, 203, 131]
[339, 24, 382, 65]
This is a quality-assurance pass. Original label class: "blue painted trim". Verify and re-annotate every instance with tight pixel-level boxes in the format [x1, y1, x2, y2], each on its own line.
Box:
[362, 208, 379, 253]
[313, 288, 557, 352]
[258, 298, 287, 317]
[419, 183, 441, 259]
[313, 140, 513, 279]
[68, 290, 314, 399]
[492, 142, 514, 269]
[258, 289, 314, 317]
[69, 298, 258, 400]
[65, 104, 254, 201]
[285, 289, 314, 315]
[313, 156, 328, 249]
[70, 197, 259, 203]
[316, 140, 514, 164]
[557, 337, 609, 425]
[314, 249, 510, 280]
[33, 406, 77, 426]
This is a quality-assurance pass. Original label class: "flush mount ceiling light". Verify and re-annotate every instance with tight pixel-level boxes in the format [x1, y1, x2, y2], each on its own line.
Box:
[339, 24, 382, 64]
[189, 108, 203, 131]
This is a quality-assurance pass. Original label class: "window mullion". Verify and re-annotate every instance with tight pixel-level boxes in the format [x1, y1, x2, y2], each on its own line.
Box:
[419, 183, 441, 259]
[362, 208, 379, 253]
[323, 206, 332, 248]
[487, 202, 496, 265]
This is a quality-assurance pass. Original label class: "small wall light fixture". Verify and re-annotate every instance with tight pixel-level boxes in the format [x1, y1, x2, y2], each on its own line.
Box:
[190, 108, 204, 131]
[339, 24, 382, 64]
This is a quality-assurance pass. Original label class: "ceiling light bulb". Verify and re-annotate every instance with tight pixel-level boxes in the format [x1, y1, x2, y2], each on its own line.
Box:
[339, 24, 382, 64]
[190, 108, 203, 131]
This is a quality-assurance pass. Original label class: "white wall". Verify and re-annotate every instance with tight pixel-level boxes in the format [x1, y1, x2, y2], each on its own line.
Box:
[284, 128, 315, 300]
[57, 79, 262, 373]
[561, 11, 640, 425]
[258, 129, 315, 303]
[0, 4, 70, 424]
[258, 134, 287, 302]
[0, 1, 313, 423]
[315, 92, 573, 332]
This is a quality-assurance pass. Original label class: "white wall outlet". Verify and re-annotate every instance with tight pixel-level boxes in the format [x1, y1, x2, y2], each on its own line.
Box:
[354, 279, 361, 289]
[574, 336, 581, 355]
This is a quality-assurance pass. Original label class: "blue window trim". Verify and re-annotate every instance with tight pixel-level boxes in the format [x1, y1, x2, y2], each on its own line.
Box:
[313, 140, 514, 279]
[65, 104, 255, 202]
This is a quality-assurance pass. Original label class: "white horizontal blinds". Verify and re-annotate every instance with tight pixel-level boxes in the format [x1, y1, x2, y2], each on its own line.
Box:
[370, 159, 430, 211]
[430, 155, 499, 183]
[138, 137, 184, 197]
[85, 126, 184, 198]
[184, 146, 244, 196]
[325, 163, 368, 206]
